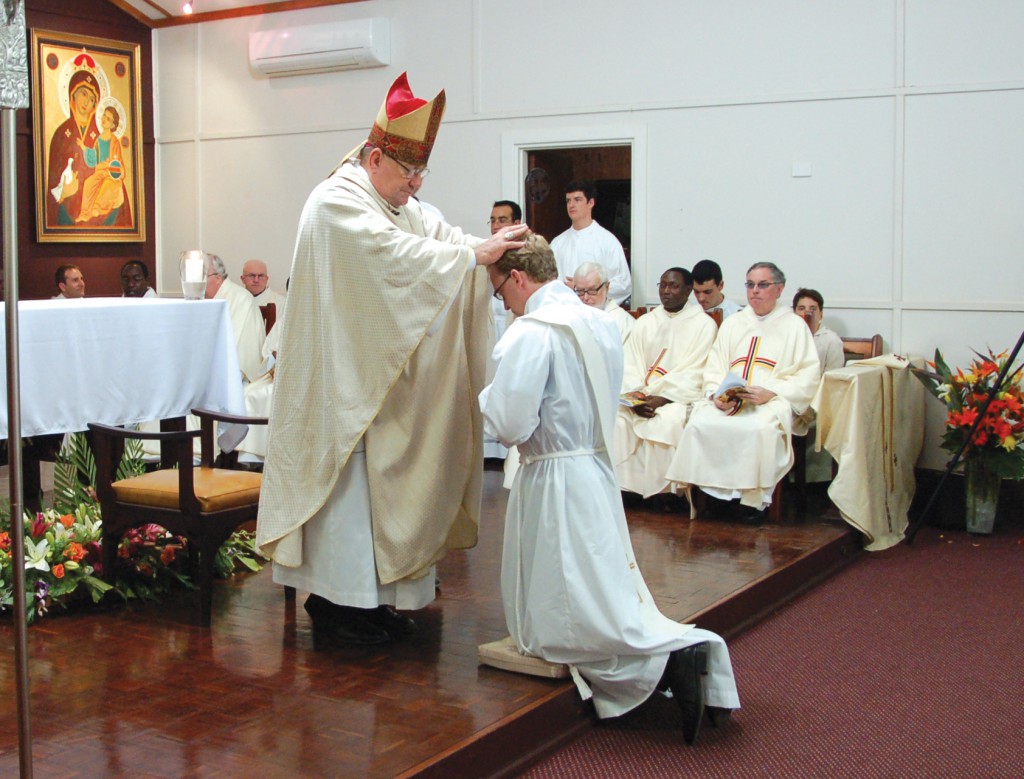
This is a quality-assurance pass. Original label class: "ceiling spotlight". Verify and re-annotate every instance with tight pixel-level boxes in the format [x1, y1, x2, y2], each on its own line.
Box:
[183, 2, 193, 13]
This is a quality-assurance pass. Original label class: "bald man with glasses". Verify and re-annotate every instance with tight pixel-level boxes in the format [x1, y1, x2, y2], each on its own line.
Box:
[241, 259, 287, 310]
[666, 262, 820, 518]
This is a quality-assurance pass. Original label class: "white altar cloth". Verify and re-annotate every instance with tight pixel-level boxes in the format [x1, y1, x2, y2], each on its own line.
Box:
[0, 298, 245, 438]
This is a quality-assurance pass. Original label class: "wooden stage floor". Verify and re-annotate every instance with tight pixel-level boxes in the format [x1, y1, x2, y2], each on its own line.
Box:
[0, 470, 860, 778]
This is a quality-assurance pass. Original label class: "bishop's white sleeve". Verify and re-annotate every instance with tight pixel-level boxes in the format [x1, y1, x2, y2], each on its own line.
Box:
[478, 321, 551, 447]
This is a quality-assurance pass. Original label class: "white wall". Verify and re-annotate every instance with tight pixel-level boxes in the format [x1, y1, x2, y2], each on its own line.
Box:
[154, 0, 1024, 469]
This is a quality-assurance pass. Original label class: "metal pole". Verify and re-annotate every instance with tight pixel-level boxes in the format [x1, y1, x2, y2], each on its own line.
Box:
[1, 1, 34, 774]
[3, 105, 33, 779]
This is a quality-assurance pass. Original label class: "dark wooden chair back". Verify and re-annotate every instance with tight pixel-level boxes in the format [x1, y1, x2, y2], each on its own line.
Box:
[629, 306, 648, 320]
[259, 303, 276, 335]
[841, 334, 883, 364]
[88, 408, 268, 626]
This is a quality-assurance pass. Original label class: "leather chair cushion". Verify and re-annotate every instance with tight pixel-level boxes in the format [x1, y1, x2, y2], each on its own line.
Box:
[112, 468, 262, 512]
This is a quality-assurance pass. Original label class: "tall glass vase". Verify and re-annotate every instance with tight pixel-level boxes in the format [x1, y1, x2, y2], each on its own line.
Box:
[965, 460, 1000, 534]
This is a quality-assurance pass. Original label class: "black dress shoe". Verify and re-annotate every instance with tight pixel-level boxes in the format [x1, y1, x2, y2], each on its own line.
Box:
[667, 642, 710, 745]
[367, 605, 416, 638]
[304, 596, 391, 645]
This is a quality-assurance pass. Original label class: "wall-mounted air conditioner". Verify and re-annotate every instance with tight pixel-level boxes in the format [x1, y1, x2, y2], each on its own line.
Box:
[249, 18, 390, 78]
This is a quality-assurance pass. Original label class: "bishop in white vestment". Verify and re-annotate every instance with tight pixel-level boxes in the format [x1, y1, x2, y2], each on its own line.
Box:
[256, 73, 526, 644]
[480, 236, 739, 735]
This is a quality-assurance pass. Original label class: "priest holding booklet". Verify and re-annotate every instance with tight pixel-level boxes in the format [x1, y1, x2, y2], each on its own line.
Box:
[666, 262, 820, 514]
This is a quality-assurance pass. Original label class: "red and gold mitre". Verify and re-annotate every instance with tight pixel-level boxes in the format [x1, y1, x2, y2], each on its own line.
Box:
[365, 72, 446, 167]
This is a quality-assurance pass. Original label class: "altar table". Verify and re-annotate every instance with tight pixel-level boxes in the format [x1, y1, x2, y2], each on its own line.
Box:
[1, 298, 245, 438]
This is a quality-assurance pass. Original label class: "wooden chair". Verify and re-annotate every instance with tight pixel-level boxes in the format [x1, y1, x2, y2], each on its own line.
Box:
[259, 302, 277, 335]
[628, 306, 648, 320]
[841, 334, 883, 364]
[89, 408, 268, 626]
[791, 333, 884, 512]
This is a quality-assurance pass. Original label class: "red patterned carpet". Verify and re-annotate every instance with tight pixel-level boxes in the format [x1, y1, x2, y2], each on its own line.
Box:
[523, 515, 1024, 778]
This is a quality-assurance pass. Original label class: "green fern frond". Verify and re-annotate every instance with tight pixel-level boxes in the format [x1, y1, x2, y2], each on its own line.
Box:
[53, 433, 96, 514]
[116, 437, 147, 481]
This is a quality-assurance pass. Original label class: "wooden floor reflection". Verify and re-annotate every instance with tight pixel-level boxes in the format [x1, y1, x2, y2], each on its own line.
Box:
[0, 470, 857, 777]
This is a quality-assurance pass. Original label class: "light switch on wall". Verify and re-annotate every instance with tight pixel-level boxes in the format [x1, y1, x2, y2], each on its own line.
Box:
[792, 162, 813, 177]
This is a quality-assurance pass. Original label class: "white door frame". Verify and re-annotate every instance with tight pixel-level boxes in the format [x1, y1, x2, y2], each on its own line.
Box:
[500, 125, 648, 304]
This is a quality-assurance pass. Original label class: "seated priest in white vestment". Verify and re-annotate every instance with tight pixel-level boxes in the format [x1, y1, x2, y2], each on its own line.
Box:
[240, 259, 288, 311]
[666, 262, 820, 512]
[120, 259, 157, 298]
[255, 72, 529, 646]
[205, 253, 266, 384]
[479, 235, 739, 744]
[572, 261, 634, 345]
[614, 267, 717, 498]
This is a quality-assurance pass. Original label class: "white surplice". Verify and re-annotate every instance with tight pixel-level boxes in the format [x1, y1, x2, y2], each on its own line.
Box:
[550, 221, 632, 305]
[666, 304, 820, 507]
[613, 304, 717, 497]
[479, 282, 739, 719]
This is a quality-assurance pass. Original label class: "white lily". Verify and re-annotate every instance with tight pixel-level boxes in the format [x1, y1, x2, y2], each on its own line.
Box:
[25, 537, 51, 572]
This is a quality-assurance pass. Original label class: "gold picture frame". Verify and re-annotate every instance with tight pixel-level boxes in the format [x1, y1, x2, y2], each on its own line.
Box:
[30, 29, 145, 243]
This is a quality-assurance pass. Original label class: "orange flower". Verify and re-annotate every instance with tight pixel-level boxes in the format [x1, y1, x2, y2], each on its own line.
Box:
[65, 542, 86, 562]
[160, 546, 177, 566]
[59, 514, 75, 528]
[52, 564, 65, 579]
[0, 531, 9, 551]
[948, 408, 978, 428]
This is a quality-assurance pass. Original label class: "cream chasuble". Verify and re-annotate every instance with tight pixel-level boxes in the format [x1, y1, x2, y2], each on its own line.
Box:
[666, 304, 820, 506]
[256, 162, 488, 585]
[613, 304, 717, 497]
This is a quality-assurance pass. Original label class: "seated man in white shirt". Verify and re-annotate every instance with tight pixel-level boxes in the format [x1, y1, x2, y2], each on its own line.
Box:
[792, 288, 844, 372]
[614, 267, 717, 498]
[572, 261, 634, 344]
[666, 262, 820, 517]
[691, 259, 743, 322]
[53, 264, 85, 299]
[550, 180, 632, 305]
[791, 288, 844, 482]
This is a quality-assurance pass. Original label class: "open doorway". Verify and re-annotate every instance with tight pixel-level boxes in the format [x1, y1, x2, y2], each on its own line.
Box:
[523, 145, 632, 272]
[500, 125, 647, 304]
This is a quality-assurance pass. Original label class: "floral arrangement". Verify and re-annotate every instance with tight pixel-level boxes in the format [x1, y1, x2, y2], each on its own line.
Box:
[915, 348, 1024, 479]
[1, 503, 269, 624]
[1, 434, 268, 623]
[0, 504, 113, 623]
